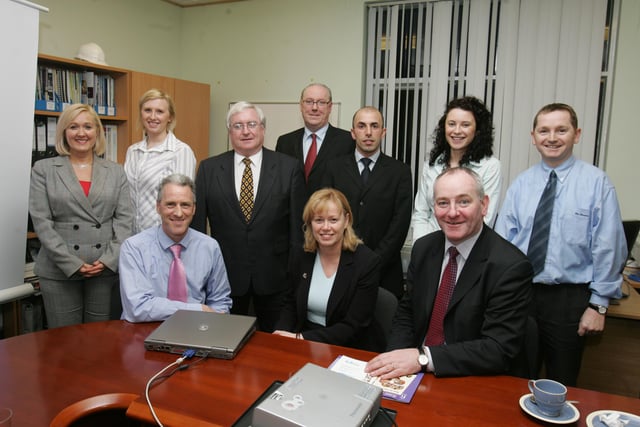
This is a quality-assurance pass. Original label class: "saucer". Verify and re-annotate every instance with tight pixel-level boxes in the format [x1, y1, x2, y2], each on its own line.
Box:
[519, 393, 580, 424]
[586, 410, 640, 427]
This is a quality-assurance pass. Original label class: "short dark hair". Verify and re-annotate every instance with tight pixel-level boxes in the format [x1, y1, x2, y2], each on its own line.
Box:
[533, 103, 579, 130]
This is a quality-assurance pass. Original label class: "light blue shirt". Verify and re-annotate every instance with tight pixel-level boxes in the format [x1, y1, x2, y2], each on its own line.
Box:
[495, 156, 626, 306]
[307, 254, 336, 326]
[119, 226, 232, 322]
[303, 124, 329, 162]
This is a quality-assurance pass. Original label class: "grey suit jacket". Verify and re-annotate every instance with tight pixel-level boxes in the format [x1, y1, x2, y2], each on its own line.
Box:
[29, 155, 133, 279]
[191, 148, 306, 296]
[388, 225, 533, 376]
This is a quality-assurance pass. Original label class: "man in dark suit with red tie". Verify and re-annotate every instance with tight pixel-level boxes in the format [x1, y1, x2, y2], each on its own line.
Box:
[323, 107, 412, 299]
[191, 102, 306, 332]
[365, 167, 532, 377]
[276, 83, 354, 195]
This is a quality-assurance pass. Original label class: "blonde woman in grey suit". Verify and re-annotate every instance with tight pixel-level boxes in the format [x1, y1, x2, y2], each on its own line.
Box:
[29, 104, 134, 328]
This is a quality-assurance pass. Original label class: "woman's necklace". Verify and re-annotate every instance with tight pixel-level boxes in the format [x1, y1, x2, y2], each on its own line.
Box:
[71, 162, 92, 169]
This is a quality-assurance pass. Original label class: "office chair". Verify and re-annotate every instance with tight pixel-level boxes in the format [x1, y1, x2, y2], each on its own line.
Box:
[622, 220, 640, 259]
[49, 393, 139, 427]
[374, 287, 398, 345]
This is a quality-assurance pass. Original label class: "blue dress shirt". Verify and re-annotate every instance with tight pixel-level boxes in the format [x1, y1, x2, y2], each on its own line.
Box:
[495, 156, 626, 306]
[119, 226, 232, 322]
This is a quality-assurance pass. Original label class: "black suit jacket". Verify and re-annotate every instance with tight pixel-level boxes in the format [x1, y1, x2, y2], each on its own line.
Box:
[191, 148, 306, 296]
[275, 245, 385, 352]
[276, 124, 354, 195]
[388, 225, 533, 376]
[324, 153, 412, 298]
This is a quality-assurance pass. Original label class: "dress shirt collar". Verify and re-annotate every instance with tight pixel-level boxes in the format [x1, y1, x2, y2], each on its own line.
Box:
[136, 131, 178, 153]
[444, 226, 483, 261]
[234, 149, 263, 168]
[156, 225, 194, 251]
[539, 155, 576, 184]
[304, 124, 329, 143]
[355, 150, 381, 166]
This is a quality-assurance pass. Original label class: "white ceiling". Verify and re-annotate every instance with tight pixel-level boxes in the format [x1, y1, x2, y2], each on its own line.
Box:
[162, 0, 248, 7]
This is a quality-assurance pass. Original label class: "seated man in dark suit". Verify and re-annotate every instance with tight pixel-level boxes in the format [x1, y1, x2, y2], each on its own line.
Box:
[366, 167, 532, 377]
[276, 83, 354, 195]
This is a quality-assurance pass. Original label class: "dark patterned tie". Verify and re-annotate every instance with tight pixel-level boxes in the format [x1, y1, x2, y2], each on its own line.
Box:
[167, 244, 187, 302]
[424, 246, 459, 346]
[239, 157, 254, 223]
[360, 157, 372, 184]
[304, 133, 317, 182]
[527, 170, 557, 275]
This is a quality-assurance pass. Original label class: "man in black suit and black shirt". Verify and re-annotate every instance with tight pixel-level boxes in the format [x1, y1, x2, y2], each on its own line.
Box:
[276, 83, 354, 195]
[323, 107, 412, 299]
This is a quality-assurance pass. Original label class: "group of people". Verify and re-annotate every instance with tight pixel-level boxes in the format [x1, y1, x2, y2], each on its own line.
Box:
[28, 82, 627, 388]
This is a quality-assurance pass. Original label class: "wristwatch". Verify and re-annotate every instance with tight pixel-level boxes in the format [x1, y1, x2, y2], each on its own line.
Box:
[588, 303, 607, 315]
[418, 347, 429, 372]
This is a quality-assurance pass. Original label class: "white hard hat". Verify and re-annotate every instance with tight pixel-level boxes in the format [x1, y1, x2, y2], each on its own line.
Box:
[75, 42, 107, 66]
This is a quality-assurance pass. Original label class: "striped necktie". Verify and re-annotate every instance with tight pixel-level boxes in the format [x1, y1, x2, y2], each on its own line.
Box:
[527, 170, 557, 275]
[167, 244, 187, 302]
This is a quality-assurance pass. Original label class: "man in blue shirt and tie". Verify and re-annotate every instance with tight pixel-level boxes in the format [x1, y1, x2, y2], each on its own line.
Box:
[119, 173, 232, 322]
[495, 103, 627, 386]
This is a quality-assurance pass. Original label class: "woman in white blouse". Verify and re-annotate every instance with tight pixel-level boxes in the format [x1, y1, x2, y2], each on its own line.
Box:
[412, 96, 502, 243]
[124, 89, 196, 233]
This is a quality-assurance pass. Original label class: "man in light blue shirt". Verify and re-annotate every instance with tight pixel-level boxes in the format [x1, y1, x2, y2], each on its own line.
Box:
[495, 103, 627, 386]
[120, 173, 232, 322]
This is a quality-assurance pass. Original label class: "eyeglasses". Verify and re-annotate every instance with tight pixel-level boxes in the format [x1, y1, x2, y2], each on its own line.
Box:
[302, 99, 331, 108]
[230, 121, 261, 131]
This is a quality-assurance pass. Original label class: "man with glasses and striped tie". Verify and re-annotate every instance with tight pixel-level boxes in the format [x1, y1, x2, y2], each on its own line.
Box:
[496, 103, 627, 386]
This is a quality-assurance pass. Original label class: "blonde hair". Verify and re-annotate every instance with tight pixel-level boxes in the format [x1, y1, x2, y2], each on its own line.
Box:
[302, 188, 362, 252]
[138, 88, 177, 134]
[55, 104, 106, 156]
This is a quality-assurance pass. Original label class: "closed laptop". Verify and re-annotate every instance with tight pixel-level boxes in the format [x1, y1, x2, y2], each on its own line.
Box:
[144, 310, 256, 359]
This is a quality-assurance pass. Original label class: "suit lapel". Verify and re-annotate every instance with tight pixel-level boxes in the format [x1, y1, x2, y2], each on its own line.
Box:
[217, 152, 246, 221]
[55, 156, 99, 222]
[448, 226, 489, 309]
[252, 149, 275, 221]
[87, 156, 106, 209]
[325, 249, 354, 321]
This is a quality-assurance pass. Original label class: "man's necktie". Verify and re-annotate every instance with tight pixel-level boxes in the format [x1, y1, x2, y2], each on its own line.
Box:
[527, 170, 557, 275]
[167, 244, 187, 302]
[304, 133, 317, 181]
[424, 246, 459, 346]
[360, 157, 372, 184]
[239, 157, 254, 223]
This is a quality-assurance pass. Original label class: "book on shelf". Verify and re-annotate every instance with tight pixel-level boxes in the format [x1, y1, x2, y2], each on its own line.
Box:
[329, 355, 423, 404]
[103, 124, 118, 162]
[46, 117, 57, 150]
[34, 118, 46, 152]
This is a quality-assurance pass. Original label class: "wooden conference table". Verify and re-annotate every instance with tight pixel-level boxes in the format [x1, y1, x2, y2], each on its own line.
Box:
[0, 320, 638, 426]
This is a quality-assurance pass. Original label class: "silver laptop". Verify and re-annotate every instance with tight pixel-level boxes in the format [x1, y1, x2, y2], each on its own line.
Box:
[144, 310, 256, 359]
[252, 363, 382, 427]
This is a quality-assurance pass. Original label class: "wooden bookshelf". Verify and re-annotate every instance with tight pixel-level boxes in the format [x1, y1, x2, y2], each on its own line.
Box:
[35, 54, 211, 164]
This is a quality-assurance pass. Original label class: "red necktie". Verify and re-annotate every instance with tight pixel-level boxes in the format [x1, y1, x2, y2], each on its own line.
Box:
[304, 133, 317, 181]
[424, 246, 459, 346]
[167, 244, 187, 302]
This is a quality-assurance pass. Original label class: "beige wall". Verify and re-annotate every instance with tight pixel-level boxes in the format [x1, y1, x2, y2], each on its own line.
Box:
[36, 0, 639, 224]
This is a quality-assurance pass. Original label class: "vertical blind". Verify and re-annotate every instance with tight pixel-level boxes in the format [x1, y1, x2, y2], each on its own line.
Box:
[365, 0, 614, 194]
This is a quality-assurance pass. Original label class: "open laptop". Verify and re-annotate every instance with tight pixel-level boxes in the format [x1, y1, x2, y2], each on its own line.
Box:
[144, 310, 256, 359]
[252, 363, 382, 427]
